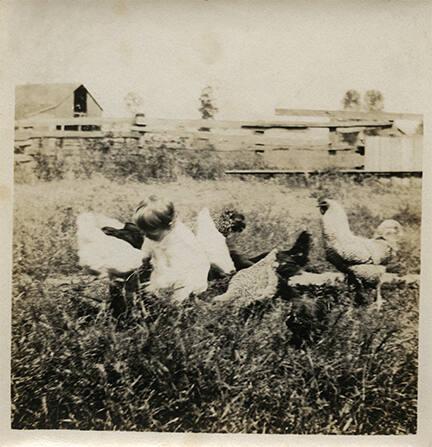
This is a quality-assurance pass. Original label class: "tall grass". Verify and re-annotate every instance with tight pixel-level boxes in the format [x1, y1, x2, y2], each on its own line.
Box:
[11, 176, 420, 433]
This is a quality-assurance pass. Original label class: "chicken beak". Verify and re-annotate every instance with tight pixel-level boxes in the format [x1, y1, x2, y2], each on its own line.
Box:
[317, 201, 328, 215]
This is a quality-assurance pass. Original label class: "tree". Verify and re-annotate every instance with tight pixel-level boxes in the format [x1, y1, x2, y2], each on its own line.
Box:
[124, 92, 144, 116]
[199, 86, 218, 120]
[364, 90, 384, 112]
[342, 89, 361, 111]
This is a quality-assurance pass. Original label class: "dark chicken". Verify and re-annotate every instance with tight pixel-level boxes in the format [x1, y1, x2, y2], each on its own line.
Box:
[101, 222, 144, 249]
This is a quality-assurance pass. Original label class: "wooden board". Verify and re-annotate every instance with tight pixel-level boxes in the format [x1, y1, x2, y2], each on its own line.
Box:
[143, 129, 327, 146]
[16, 116, 394, 133]
[35, 131, 105, 138]
[225, 169, 422, 176]
[16, 116, 133, 127]
[241, 120, 393, 129]
[275, 108, 423, 121]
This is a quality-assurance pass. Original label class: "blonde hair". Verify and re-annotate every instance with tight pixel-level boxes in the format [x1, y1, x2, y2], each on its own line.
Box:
[133, 195, 175, 234]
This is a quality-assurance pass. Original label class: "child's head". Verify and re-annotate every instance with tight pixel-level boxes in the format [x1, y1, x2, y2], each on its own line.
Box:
[133, 195, 175, 241]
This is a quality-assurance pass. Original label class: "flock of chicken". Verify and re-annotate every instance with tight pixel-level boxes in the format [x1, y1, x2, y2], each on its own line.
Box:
[76, 197, 403, 311]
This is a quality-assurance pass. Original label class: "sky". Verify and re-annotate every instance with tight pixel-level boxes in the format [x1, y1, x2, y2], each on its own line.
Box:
[6, 0, 432, 119]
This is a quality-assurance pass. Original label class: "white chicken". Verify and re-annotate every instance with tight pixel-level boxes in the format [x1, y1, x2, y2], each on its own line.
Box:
[196, 207, 236, 275]
[76, 212, 143, 278]
[77, 209, 235, 306]
[318, 198, 403, 308]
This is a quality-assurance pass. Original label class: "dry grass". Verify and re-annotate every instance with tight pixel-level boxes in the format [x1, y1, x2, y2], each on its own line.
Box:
[11, 174, 420, 433]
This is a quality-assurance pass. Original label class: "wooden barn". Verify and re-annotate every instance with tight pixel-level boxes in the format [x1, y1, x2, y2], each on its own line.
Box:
[15, 84, 103, 120]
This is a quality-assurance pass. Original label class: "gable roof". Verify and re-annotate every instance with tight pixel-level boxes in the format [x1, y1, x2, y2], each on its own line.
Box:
[15, 83, 103, 119]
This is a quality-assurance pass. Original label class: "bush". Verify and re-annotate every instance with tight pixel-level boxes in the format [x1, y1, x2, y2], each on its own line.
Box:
[32, 153, 66, 181]
[102, 147, 178, 183]
[18, 136, 276, 183]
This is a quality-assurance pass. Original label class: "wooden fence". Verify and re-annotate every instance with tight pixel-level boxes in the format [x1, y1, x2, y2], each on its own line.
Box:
[14, 114, 423, 173]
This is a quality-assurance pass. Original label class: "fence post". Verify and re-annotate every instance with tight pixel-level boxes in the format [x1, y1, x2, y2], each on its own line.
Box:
[30, 137, 40, 155]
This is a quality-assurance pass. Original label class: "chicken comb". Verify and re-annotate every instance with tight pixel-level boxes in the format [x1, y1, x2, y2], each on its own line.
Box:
[317, 196, 330, 207]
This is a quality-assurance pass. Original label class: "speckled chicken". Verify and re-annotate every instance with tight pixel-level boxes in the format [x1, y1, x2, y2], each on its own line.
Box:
[212, 249, 280, 305]
[318, 198, 403, 308]
[212, 231, 311, 305]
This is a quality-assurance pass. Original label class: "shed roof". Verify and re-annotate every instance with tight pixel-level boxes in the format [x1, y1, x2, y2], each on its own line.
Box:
[15, 83, 103, 119]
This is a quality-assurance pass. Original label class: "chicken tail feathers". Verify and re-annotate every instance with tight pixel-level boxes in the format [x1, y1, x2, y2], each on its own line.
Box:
[288, 230, 311, 265]
[276, 230, 311, 279]
[249, 251, 271, 264]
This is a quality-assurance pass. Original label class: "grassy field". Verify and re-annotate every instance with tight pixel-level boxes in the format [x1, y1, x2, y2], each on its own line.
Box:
[11, 174, 421, 433]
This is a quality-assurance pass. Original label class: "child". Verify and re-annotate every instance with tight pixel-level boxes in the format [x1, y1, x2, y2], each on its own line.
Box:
[133, 195, 211, 302]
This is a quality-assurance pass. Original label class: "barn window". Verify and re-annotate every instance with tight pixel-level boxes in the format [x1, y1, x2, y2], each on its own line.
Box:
[81, 125, 101, 131]
[74, 86, 87, 117]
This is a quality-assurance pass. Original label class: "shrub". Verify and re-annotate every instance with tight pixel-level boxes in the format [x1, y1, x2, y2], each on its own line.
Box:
[19, 135, 276, 183]
[32, 153, 66, 181]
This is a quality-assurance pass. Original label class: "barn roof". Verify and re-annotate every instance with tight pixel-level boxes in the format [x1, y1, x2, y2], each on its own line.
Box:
[15, 83, 103, 119]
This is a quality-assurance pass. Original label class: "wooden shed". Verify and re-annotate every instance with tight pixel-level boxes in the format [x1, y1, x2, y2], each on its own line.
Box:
[364, 136, 423, 172]
[15, 84, 103, 120]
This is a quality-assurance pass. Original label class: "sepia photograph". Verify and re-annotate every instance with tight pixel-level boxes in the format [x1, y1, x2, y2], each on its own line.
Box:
[2, 0, 432, 444]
